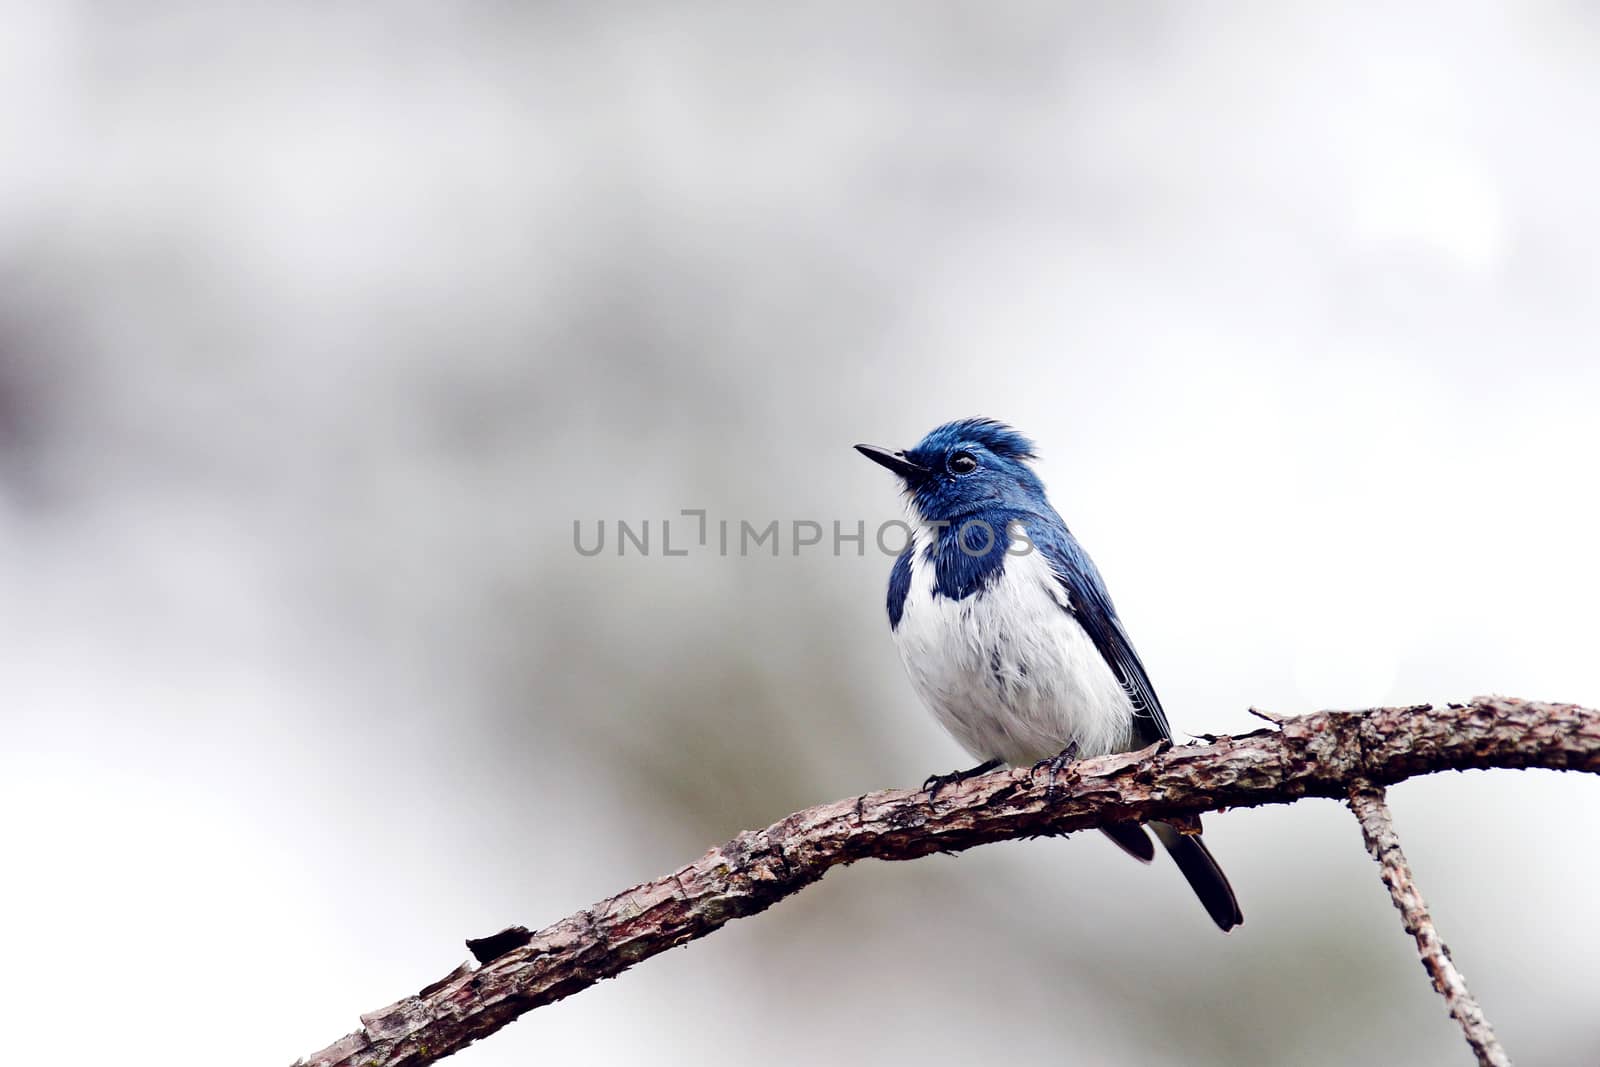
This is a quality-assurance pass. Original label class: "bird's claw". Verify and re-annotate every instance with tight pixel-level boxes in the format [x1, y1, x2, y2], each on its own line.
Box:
[1029, 742, 1081, 803]
[922, 758, 1002, 800]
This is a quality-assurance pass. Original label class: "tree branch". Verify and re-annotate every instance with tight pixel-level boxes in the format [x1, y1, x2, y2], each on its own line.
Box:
[1347, 783, 1511, 1066]
[295, 696, 1599, 1067]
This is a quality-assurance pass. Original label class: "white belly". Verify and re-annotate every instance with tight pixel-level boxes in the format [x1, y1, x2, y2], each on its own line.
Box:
[892, 539, 1136, 767]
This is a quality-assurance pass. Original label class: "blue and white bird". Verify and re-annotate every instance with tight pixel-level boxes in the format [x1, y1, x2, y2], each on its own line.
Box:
[857, 417, 1242, 931]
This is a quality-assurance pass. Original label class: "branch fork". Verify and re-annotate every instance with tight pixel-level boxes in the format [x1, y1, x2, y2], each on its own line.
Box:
[297, 696, 1598, 1067]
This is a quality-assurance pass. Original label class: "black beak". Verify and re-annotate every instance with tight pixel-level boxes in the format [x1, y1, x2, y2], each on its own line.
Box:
[855, 444, 929, 479]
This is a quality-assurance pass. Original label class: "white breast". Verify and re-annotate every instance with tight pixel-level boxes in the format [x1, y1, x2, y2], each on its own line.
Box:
[892, 531, 1136, 767]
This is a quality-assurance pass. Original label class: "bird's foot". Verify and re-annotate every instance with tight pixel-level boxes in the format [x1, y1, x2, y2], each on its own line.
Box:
[1029, 742, 1081, 803]
[922, 758, 1003, 799]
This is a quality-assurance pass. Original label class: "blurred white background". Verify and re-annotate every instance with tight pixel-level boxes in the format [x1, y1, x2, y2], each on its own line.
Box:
[3, 3, 1598, 1064]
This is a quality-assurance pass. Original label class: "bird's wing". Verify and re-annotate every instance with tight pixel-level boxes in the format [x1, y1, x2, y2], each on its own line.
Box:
[1029, 521, 1174, 745]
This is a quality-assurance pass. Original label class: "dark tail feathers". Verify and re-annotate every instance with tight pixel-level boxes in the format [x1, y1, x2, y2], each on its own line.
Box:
[1151, 822, 1243, 932]
[1100, 822, 1157, 862]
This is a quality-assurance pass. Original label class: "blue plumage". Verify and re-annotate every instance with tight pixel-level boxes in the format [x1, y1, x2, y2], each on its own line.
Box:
[886, 550, 913, 630]
[887, 506, 1021, 628]
[857, 418, 1242, 931]
[909, 416, 1039, 461]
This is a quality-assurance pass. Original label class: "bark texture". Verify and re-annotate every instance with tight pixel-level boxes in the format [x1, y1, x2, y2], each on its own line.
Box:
[1348, 784, 1512, 1067]
[296, 696, 1598, 1067]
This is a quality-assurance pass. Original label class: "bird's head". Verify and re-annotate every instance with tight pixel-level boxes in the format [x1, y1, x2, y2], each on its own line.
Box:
[856, 417, 1047, 523]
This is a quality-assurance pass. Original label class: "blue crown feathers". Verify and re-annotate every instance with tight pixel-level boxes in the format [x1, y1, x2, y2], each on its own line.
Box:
[914, 418, 1038, 461]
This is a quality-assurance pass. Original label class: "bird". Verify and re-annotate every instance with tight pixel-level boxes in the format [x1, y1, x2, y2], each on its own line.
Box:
[856, 417, 1242, 931]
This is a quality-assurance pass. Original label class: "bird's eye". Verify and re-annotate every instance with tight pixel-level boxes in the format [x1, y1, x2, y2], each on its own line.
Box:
[948, 451, 978, 475]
